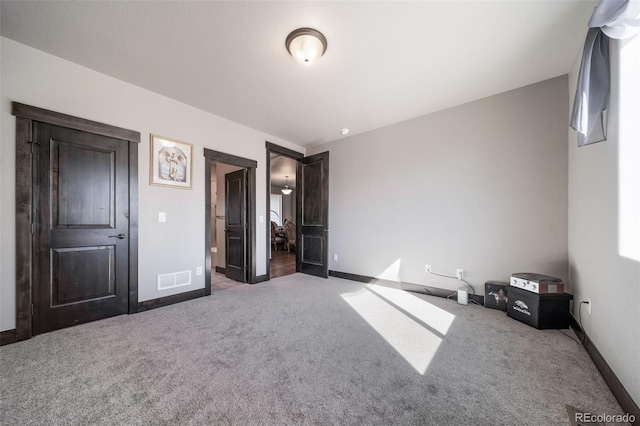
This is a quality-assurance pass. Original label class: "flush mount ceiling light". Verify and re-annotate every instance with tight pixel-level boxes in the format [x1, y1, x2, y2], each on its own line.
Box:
[286, 28, 327, 65]
[340, 129, 350, 136]
[281, 176, 293, 195]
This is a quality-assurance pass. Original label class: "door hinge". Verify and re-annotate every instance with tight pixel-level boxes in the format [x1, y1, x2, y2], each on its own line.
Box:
[31, 304, 34, 315]
[27, 139, 39, 153]
[31, 223, 36, 234]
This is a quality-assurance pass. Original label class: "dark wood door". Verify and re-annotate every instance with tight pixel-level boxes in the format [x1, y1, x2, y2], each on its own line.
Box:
[33, 122, 130, 335]
[225, 169, 247, 282]
[297, 151, 329, 278]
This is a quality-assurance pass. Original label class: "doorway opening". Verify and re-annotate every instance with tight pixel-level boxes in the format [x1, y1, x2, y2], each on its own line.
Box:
[210, 162, 244, 290]
[204, 149, 258, 292]
[265, 142, 330, 281]
[266, 143, 304, 279]
[266, 142, 312, 279]
[269, 154, 299, 278]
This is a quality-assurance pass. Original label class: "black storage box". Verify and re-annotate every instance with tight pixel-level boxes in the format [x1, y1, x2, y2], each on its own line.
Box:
[484, 281, 508, 311]
[507, 286, 573, 329]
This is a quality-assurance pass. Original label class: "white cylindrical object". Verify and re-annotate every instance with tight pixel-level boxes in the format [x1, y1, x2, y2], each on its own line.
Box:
[457, 287, 468, 305]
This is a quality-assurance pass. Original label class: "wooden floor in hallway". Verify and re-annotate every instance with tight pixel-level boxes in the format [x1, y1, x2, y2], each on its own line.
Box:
[270, 249, 296, 278]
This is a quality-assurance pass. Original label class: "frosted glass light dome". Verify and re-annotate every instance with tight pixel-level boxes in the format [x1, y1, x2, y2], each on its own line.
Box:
[286, 28, 327, 65]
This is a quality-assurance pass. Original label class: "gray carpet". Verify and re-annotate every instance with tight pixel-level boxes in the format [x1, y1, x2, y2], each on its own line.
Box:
[0, 274, 627, 425]
[210, 271, 243, 292]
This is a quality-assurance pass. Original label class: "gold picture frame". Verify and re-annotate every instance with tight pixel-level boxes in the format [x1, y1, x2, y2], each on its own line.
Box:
[150, 134, 193, 189]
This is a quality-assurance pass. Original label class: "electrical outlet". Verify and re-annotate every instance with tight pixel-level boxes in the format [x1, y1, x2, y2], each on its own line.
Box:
[196, 266, 202, 276]
[587, 298, 592, 315]
[426, 264, 432, 273]
[456, 269, 464, 279]
[333, 254, 338, 261]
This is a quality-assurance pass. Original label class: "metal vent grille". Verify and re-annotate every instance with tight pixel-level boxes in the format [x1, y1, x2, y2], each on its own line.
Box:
[157, 270, 192, 291]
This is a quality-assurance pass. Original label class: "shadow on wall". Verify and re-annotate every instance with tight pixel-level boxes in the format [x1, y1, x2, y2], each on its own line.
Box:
[568, 261, 585, 321]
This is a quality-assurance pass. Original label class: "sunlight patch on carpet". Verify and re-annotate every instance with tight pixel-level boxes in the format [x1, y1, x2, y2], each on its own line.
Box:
[366, 284, 455, 335]
[341, 287, 449, 374]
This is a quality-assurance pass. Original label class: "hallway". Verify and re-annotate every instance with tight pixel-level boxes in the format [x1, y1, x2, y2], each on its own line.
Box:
[270, 250, 296, 278]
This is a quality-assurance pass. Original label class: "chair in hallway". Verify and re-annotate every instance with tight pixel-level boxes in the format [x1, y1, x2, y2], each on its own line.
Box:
[271, 221, 285, 251]
[283, 220, 296, 252]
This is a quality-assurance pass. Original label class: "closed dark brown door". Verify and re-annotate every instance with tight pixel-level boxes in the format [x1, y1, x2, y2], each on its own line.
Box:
[225, 169, 247, 282]
[32, 122, 130, 335]
[297, 151, 329, 278]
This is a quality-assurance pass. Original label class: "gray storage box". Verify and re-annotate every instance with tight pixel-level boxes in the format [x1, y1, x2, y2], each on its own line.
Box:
[484, 281, 508, 311]
[507, 286, 573, 329]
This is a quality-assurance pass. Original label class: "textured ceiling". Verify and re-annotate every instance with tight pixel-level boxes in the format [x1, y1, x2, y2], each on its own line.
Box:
[1, 1, 594, 147]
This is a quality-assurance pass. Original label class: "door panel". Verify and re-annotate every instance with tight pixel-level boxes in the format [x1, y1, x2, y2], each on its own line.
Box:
[225, 169, 247, 282]
[301, 235, 323, 265]
[297, 151, 329, 278]
[51, 246, 115, 305]
[33, 122, 130, 335]
[302, 161, 323, 225]
[53, 140, 114, 227]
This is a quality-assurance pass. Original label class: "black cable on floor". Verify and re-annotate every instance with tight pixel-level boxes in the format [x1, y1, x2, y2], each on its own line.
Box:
[558, 329, 582, 345]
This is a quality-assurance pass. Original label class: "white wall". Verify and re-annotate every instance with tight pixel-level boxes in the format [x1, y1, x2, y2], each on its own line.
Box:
[0, 38, 305, 330]
[308, 76, 569, 294]
[568, 37, 640, 405]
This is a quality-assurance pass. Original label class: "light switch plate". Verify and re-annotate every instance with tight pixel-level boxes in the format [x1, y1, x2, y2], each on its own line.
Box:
[159, 212, 166, 222]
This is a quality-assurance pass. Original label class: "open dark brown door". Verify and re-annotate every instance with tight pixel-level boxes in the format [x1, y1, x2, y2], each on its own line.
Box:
[225, 169, 248, 282]
[33, 122, 130, 335]
[297, 151, 329, 278]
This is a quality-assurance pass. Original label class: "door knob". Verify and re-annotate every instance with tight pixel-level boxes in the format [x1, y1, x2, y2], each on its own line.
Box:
[109, 233, 126, 239]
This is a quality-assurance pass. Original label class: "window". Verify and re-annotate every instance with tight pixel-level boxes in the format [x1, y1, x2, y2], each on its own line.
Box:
[617, 35, 640, 261]
[270, 194, 282, 225]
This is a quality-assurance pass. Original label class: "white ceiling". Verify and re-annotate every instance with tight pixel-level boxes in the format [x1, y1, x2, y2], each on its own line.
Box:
[270, 155, 297, 189]
[1, 1, 595, 147]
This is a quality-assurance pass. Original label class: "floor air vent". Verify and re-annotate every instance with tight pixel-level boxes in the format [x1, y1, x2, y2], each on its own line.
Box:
[157, 270, 192, 291]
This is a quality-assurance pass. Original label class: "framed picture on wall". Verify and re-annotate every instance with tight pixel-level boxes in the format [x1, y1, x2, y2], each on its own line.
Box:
[150, 134, 193, 189]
